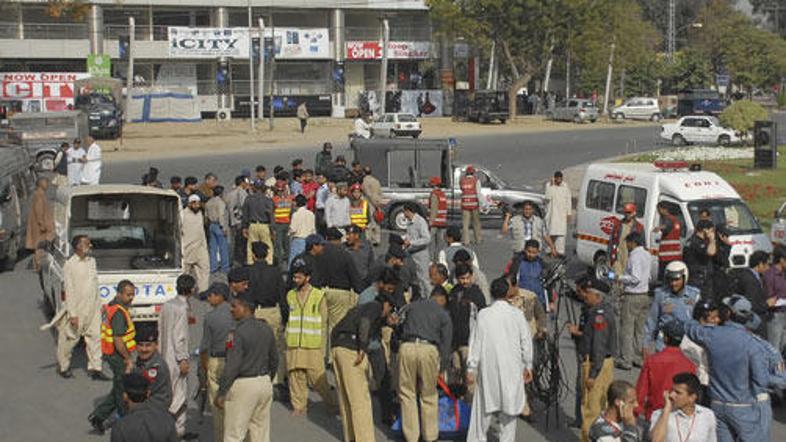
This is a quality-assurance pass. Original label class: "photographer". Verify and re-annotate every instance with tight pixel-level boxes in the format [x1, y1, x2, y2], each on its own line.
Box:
[683, 219, 730, 300]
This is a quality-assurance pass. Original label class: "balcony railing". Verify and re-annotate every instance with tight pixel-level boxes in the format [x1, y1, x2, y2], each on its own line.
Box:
[0, 22, 88, 40]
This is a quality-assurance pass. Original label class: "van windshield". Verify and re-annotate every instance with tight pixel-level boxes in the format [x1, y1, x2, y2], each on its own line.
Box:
[688, 199, 762, 235]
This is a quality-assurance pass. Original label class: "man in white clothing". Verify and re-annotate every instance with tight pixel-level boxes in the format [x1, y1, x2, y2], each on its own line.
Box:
[159, 274, 198, 440]
[650, 372, 717, 442]
[66, 138, 86, 186]
[402, 203, 432, 297]
[467, 277, 533, 442]
[79, 136, 102, 185]
[354, 114, 371, 139]
[544, 171, 572, 256]
[181, 194, 210, 292]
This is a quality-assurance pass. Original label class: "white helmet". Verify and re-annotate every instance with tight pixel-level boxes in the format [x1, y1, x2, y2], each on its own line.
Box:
[664, 260, 689, 285]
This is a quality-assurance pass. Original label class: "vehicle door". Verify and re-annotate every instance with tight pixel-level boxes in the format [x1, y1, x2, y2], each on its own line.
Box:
[473, 169, 498, 219]
[695, 118, 714, 143]
[677, 117, 697, 142]
[645, 99, 658, 118]
[625, 99, 641, 118]
[577, 178, 617, 265]
[566, 100, 579, 120]
[772, 201, 786, 246]
[654, 198, 689, 274]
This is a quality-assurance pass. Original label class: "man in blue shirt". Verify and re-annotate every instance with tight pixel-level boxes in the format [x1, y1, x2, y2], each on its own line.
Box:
[509, 239, 549, 310]
[673, 294, 770, 442]
[643, 260, 700, 354]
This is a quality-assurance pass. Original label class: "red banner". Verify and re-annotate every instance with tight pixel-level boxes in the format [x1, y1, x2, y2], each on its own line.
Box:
[346, 41, 383, 60]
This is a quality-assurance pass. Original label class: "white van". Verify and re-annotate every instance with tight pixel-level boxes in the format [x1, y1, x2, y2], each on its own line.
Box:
[40, 185, 183, 322]
[575, 161, 772, 279]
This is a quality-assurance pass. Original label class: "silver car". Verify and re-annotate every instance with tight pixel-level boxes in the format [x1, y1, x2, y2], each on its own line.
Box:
[547, 99, 598, 123]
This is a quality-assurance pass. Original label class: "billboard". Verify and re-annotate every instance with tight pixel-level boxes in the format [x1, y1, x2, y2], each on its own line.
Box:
[168, 27, 330, 59]
[346, 41, 433, 60]
[0, 72, 91, 112]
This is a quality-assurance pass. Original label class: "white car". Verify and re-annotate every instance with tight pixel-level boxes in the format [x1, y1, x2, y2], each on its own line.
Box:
[660, 116, 740, 146]
[773, 201, 786, 248]
[611, 97, 662, 121]
[371, 113, 422, 138]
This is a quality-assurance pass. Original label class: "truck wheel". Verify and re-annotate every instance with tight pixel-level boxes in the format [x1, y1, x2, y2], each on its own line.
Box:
[499, 119, 507, 124]
[717, 134, 731, 146]
[388, 205, 409, 231]
[613, 113, 624, 120]
[573, 115, 583, 124]
[36, 152, 56, 172]
[671, 134, 686, 146]
[1, 238, 17, 272]
[650, 113, 661, 122]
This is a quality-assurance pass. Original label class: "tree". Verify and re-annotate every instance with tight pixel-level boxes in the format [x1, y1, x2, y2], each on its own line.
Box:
[44, 0, 90, 21]
[719, 100, 768, 136]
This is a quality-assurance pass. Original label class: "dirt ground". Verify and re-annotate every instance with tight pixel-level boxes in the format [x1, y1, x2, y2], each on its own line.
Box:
[101, 116, 658, 162]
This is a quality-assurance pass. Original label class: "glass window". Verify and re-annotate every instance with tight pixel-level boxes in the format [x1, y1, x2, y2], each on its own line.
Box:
[384, 115, 395, 123]
[681, 118, 696, 127]
[658, 201, 688, 238]
[615, 185, 647, 217]
[688, 199, 762, 235]
[697, 119, 711, 128]
[398, 114, 417, 122]
[568, 100, 579, 108]
[586, 180, 615, 211]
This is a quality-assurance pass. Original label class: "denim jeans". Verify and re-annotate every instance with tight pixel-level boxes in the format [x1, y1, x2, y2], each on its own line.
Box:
[289, 237, 306, 268]
[208, 223, 230, 273]
[711, 400, 765, 442]
[767, 311, 786, 354]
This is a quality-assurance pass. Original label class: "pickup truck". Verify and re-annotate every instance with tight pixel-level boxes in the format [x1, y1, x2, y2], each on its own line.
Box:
[350, 138, 545, 230]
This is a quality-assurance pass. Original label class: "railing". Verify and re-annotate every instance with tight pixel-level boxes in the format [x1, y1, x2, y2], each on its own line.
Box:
[0, 21, 88, 40]
[345, 26, 432, 42]
[104, 24, 169, 41]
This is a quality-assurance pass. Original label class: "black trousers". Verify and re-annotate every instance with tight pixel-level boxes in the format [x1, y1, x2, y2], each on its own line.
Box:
[368, 347, 395, 422]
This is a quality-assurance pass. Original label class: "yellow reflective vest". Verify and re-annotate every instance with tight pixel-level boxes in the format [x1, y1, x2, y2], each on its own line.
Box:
[286, 287, 325, 349]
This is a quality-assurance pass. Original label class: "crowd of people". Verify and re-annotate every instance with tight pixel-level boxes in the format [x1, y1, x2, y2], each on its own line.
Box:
[38, 142, 786, 442]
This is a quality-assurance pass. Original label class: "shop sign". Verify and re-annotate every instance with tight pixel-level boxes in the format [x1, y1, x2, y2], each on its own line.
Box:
[169, 27, 251, 58]
[346, 41, 432, 60]
[1, 72, 91, 112]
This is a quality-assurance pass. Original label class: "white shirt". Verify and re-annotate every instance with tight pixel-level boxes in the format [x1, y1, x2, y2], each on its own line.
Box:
[619, 246, 652, 294]
[80, 142, 102, 185]
[680, 337, 710, 386]
[650, 405, 717, 442]
[354, 118, 371, 139]
[66, 147, 86, 186]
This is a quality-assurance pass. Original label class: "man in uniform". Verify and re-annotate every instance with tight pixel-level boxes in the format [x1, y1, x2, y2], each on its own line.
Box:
[427, 176, 448, 259]
[345, 225, 375, 284]
[242, 179, 274, 265]
[575, 277, 616, 442]
[199, 282, 234, 442]
[285, 262, 336, 416]
[398, 284, 453, 442]
[109, 373, 178, 442]
[459, 166, 482, 246]
[56, 235, 106, 379]
[159, 274, 197, 440]
[271, 180, 293, 266]
[215, 291, 278, 442]
[361, 166, 383, 246]
[330, 293, 397, 442]
[224, 175, 250, 266]
[181, 194, 210, 291]
[348, 183, 371, 237]
[228, 267, 250, 297]
[134, 325, 172, 411]
[206, 185, 231, 274]
[315, 227, 364, 338]
[653, 202, 683, 280]
[89, 280, 137, 434]
[643, 261, 700, 355]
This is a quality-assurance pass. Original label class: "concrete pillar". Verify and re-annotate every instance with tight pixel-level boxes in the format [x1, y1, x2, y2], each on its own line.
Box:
[147, 5, 154, 41]
[440, 35, 454, 116]
[88, 4, 104, 54]
[213, 7, 231, 110]
[16, 3, 24, 40]
[189, 11, 196, 27]
[212, 7, 229, 27]
[331, 8, 346, 116]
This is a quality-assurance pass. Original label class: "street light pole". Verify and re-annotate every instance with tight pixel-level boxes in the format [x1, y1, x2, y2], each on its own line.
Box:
[258, 17, 265, 125]
[247, 1, 256, 132]
[379, 18, 389, 115]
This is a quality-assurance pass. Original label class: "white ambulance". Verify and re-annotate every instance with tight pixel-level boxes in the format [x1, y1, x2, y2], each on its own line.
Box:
[575, 161, 772, 279]
[40, 185, 183, 322]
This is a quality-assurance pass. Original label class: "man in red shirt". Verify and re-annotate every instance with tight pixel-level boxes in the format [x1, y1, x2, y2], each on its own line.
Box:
[300, 169, 320, 212]
[635, 320, 696, 421]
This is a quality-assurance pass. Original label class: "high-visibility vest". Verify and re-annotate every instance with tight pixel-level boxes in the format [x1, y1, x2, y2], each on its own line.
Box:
[460, 175, 479, 210]
[273, 196, 293, 224]
[286, 287, 325, 349]
[430, 189, 448, 227]
[100, 303, 136, 355]
[349, 199, 369, 229]
[658, 213, 682, 262]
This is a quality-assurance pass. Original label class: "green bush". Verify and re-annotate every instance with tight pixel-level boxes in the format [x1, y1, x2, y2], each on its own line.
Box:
[719, 100, 769, 136]
[778, 91, 786, 109]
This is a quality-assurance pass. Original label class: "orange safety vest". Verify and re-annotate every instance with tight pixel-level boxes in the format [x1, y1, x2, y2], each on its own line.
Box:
[349, 199, 369, 229]
[100, 303, 136, 355]
[460, 175, 479, 210]
[658, 213, 682, 262]
[273, 196, 293, 224]
[430, 189, 448, 227]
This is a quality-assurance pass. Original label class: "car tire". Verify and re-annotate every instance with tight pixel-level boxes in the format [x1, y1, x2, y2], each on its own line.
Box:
[545, 111, 554, 120]
[613, 113, 624, 120]
[499, 119, 507, 124]
[672, 134, 686, 146]
[412, 133, 420, 139]
[36, 152, 56, 172]
[573, 115, 583, 124]
[388, 205, 409, 231]
[718, 134, 731, 146]
[650, 113, 661, 122]
[389, 130, 396, 138]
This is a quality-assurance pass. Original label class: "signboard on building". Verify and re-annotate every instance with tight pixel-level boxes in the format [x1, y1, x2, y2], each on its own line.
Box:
[168, 27, 330, 59]
[0, 72, 91, 112]
[87, 54, 112, 78]
[346, 41, 433, 60]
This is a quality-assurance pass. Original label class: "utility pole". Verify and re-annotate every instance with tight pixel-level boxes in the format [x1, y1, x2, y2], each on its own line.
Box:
[379, 18, 390, 115]
[247, 2, 255, 132]
[602, 40, 615, 115]
[486, 41, 496, 90]
[258, 17, 265, 125]
[667, 0, 676, 62]
[268, 14, 275, 131]
[125, 17, 134, 123]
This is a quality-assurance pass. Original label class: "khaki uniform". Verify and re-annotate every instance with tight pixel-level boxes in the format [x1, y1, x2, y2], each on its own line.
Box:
[181, 208, 210, 291]
[331, 347, 375, 442]
[202, 301, 234, 442]
[325, 288, 357, 337]
[246, 223, 273, 265]
[56, 254, 101, 372]
[399, 342, 440, 442]
[254, 306, 285, 384]
[581, 358, 614, 442]
[207, 357, 226, 441]
[361, 174, 383, 245]
[224, 376, 273, 442]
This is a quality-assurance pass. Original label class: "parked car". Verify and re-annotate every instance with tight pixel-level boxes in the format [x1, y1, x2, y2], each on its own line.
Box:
[0, 146, 37, 271]
[547, 99, 598, 123]
[75, 92, 123, 139]
[466, 90, 509, 124]
[611, 97, 662, 121]
[773, 201, 786, 248]
[660, 116, 740, 146]
[371, 113, 422, 138]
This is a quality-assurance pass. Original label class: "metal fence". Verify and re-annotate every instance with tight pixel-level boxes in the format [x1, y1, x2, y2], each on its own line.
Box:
[104, 24, 169, 41]
[0, 21, 88, 40]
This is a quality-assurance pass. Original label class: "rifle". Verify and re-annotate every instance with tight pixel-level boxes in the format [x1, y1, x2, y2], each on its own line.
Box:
[194, 350, 208, 423]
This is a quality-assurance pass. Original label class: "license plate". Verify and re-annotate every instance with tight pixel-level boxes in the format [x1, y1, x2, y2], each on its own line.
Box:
[89, 115, 101, 120]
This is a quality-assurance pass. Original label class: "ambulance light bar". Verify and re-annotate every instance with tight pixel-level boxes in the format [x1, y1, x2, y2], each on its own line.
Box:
[653, 161, 703, 171]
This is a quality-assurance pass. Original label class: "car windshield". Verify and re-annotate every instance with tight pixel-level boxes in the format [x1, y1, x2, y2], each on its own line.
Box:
[71, 225, 149, 249]
[688, 199, 762, 235]
[398, 114, 417, 122]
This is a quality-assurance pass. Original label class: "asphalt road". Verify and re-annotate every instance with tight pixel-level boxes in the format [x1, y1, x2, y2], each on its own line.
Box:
[3, 123, 785, 442]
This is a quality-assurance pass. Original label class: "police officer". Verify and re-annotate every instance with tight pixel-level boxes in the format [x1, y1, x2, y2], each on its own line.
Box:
[89, 280, 137, 434]
[198, 282, 234, 442]
[575, 279, 616, 442]
[110, 373, 178, 442]
[643, 261, 700, 355]
[134, 325, 172, 412]
[330, 293, 397, 442]
[215, 291, 278, 442]
[228, 267, 250, 297]
[676, 295, 770, 442]
[397, 290, 453, 442]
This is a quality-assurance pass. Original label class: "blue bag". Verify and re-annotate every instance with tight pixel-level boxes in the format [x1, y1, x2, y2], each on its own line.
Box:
[391, 377, 471, 439]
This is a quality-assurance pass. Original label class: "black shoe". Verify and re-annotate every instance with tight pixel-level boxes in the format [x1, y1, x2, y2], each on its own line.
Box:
[88, 414, 105, 435]
[58, 369, 74, 379]
[615, 361, 632, 370]
[88, 370, 111, 381]
[181, 432, 199, 440]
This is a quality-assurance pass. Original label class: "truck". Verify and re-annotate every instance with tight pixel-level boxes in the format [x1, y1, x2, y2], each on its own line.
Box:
[40, 185, 183, 322]
[466, 90, 509, 124]
[350, 138, 545, 230]
[3, 110, 88, 171]
[74, 77, 124, 139]
[0, 146, 37, 271]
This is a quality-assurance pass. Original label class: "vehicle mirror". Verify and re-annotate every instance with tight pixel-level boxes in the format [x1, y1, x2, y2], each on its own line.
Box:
[489, 181, 498, 190]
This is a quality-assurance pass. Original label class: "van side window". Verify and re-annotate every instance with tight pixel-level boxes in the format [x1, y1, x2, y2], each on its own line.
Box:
[658, 201, 688, 238]
[586, 180, 615, 211]
[615, 185, 647, 217]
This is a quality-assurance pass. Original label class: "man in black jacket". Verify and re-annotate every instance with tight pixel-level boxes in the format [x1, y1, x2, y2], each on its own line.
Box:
[683, 219, 730, 300]
[732, 250, 771, 338]
[449, 262, 486, 396]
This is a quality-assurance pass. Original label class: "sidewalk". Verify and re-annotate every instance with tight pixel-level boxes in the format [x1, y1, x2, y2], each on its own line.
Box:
[102, 116, 658, 162]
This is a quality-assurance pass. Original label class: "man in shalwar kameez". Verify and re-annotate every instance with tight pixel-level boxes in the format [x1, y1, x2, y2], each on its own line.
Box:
[181, 194, 210, 292]
[466, 277, 533, 442]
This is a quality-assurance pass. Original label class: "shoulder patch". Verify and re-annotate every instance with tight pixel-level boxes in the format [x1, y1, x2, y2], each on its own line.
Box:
[226, 331, 235, 350]
[147, 368, 158, 379]
[593, 314, 607, 331]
